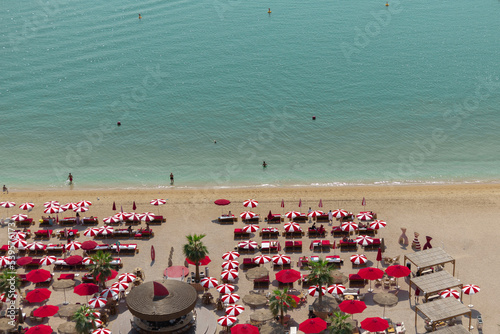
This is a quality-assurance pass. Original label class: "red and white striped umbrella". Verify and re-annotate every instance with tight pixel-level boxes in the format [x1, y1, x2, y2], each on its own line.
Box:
[40, 256, 57, 266]
[139, 212, 156, 222]
[462, 284, 480, 295]
[341, 221, 358, 232]
[11, 214, 28, 221]
[0, 292, 17, 302]
[44, 201, 59, 208]
[9, 231, 26, 240]
[350, 254, 368, 265]
[355, 235, 374, 246]
[102, 216, 119, 224]
[217, 315, 237, 327]
[216, 284, 235, 294]
[114, 212, 131, 221]
[82, 257, 95, 265]
[92, 319, 103, 328]
[200, 277, 219, 289]
[88, 296, 107, 308]
[272, 254, 291, 265]
[357, 212, 373, 221]
[77, 200, 92, 208]
[240, 211, 256, 220]
[19, 202, 35, 211]
[222, 251, 240, 261]
[118, 273, 136, 283]
[150, 199, 166, 206]
[0, 257, 11, 266]
[91, 328, 110, 334]
[0, 202, 15, 208]
[83, 228, 100, 237]
[440, 289, 460, 299]
[242, 224, 259, 233]
[308, 210, 324, 218]
[100, 287, 119, 299]
[369, 220, 387, 230]
[221, 293, 240, 304]
[11, 238, 27, 249]
[328, 284, 346, 295]
[225, 304, 245, 316]
[308, 285, 327, 297]
[44, 206, 62, 214]
[222, 260, 239, 271]
[111, 281, 129, 291]
[74, 206, 89, 213]
[26, 242, 45, 251]
[243, 199, 259, 208]
[253, 255, 271, 265]
[85, 310, 101, 319]
[237, 241, 258, 250]
[65, 242, 82, 251]
[99, 226, 114, 235]
[332, 209, 349, 218]
[127, 212, 142, 222]
[284, 222, 301, 233]
[285, 211, 301, 219]
[62, 203, 79, 211]
[221, 270, 239, 281]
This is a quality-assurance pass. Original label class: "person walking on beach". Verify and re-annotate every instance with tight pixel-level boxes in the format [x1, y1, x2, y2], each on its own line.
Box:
[170, 173, 174, 185]
[2, 185, 7, 194]
[328, 210, 333, 225]
[68, 173, 73, 185]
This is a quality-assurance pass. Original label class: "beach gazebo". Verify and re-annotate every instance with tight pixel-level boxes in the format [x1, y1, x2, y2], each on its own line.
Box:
[409, 271, 463, 302]
[404, 247, 456, 276]
[126, 280, 198, 334]
[415, 298, 472, 331]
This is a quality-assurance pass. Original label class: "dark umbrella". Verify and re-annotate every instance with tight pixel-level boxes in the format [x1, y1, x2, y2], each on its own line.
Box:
[81, 240, 98, 251]
[26, 289, 51, 303]
[17, 256, 33, 266]
[53, 279, 75, 305]
[373, 292, 398, 318]
[299, 318, 327, 334]
[26, 325, 53, 334]
[318, 199, 323, 208]
[26, 269, 51, 283]
[33, 305, 59, 317]
[74, 283, 99, 296]
[275, 269, 301, 283]
[360, 317, 389, 332]
[112, 201, 116, 211]
[133, 201, 137, 211]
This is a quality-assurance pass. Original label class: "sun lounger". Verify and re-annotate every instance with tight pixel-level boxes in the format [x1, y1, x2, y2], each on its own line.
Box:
[59, 217, 77, 226]
[253, 275, 270, 289]
[57, 229, 79, 238]
[16, 218, 34, 227]
[260, 241, 281, 253]
[149, 215, 165, 225]
[307, 228, 326, 238]
[284, 241, 294, 252]
[260, 227, 279, 239]
[363, 238, 383, 251]
[357, 227, 376, 236]
[266, 214, 283, 223]
[242, 258, 258, 269]
[218, 215, 237, 224]
[34, 229, 53, 239]
[293, 241, 302, 252]
[325, 255, 343, 268]
[24, 259, 42, 268]
[292, 214, 307, 222]
[242, 215, 260, 223]
[316, 214, 329, 222]
[110, 243, 138, 254]
[113, 229, 132, 238]
[234, 228, 244, 240]
[331, 226, 349, 238]
[134, 229, 153, 239]
[0, 245, 9, 255]
[349, 274, 366, 288]
[283, 230, 304, 238]
[82, 217, 99, 225]
[339, 240, 358, 251]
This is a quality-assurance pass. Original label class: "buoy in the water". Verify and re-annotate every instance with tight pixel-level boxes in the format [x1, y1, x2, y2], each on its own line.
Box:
[117, 121, 121, 126]
[312, 116, 316, 120]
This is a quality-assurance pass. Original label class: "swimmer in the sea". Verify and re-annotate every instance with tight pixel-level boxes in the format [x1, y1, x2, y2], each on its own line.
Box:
[138, 13, 142, 19]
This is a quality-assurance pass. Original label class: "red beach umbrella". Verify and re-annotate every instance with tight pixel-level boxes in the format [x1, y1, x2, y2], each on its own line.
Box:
[26, 325, 53, 334]
[74, 206, 88, 213]
[74, 283, 99, 296]
[62, 203, 78, 211]
[200, 277, 219, 289]
[11, 214, 28, 221]
[237, 241, 258, 250]
[355, 235, 374, 246]
[360, 317, 389, 332]
[357, 212, 373, 221]
[243, 199, 258, 208]
[275, 269, 301, 283]
[139, 212, 155, 222]
[114, 212, 131, 221]
[150, 199, 166, 206]
[88, 296, 107, 308]
[225, 304, 245, 316]
[369, 220, 387, 230]
[96, 269, 118, 282]
[92, 329, 111, 334]
[0, 256, 11, 266]
[64, 255, 83, 265]
[44, 206, 62, 214]
[332, 209, 349, 218]
[240, 211, 256, 220]
[82, 257, 94, 265]
[0, 201, 15, 208]
[222, 251, 240, 261]
[83, 228, 99, 237]
[65, 242, 82, 252]
[132, 201, 137, 210]
[102, 216, 120, 224]
[308, 285, 327, 297]
[111, 281, 129, 291]
[33, 305, 59, 317]
[26, 269, 51, 283]
[100, 287, 119, 299]
[77, 200, 92, 207]
[462, 284, 480, 307]
[16, 256, 33, 266]
[215, 199, 231, 206]
[221, 270, 239, 281]
[253, 255, 271, 265]
[112, 201, 116, 211]
[242, 224, 259, 233]
[118, 273, 137, 283]
[299, 318, 327, 334]
[222, 261, 239, 271]
[11, 238, 27, 249]
[26, 242, 46, 251]
[26, 289, 51, 303]
[341, 221, 358, 232]
[272, 254, 291, 265]
[318, 199, 323, 208]
[231, 324, 258, 334]
[186, 255, 211, 266]
[385, 265, 411, 278]
[376, 248, 383, 268]
[19, 202, 35, 211]
[358, 267, 384, 292]
[339, 300, 367, 317]
[81, 240, 98, 250]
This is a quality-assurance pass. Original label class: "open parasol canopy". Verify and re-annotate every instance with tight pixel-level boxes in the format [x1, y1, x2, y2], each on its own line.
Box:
[33, 305, 59, 317]
[275, 269, 301, 283]
[26, 269, 51, 283]
[26, 289, 51, 303]
[299, 318, 327, 334]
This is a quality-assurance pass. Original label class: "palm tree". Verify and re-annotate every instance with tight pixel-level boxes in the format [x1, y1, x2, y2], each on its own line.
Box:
[0, 270, 21, 294]
[183, 234, 208, 282]
[73, 305, 97, 334]
[88, 250, 113, 289]
[268, 288, 296, 325]
[308, 259, 335, 305]
[328, 312, 353, 334]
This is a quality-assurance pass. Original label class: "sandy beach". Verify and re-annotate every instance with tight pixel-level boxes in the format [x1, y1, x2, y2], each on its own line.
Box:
[2, 183, 499, 333]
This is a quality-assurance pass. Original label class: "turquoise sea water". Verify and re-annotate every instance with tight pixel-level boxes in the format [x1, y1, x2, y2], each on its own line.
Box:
[1, 0, 500, 190]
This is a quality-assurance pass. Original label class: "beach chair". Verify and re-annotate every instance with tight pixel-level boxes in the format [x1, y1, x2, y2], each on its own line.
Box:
[284, 241, 294, 252]
[253, 275, 270, 289]
[293, 241, 302, 252]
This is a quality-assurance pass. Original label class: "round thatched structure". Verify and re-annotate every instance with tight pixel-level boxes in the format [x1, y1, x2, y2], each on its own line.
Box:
[126, 280, 197, 322]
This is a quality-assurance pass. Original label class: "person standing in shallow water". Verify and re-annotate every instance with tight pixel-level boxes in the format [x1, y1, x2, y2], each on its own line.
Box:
[170, 173, 174, 185]
[68, 173, 73, 185]
[262, 161, 267, 168]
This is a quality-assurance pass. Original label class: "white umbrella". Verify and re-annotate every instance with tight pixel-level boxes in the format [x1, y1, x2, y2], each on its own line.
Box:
[243, 199, 259, 208]
[285, 211, 300, 219]
[44, 206, 62, 214]
[139, 212, 156, 222]
[332, 209, 349, 218]
[65, 242, 82, 251]
[350, 254, 368, 265]
[118, 273, 137, 283]
[200, 277, 219, 289]
[62, 203, 79, 211]
[440, 289, 460, 299]
[462, 284, 480, 307]
[308, 210, 324, 217]
[369, 220, 387, 230]
[225, 304, 245, 316]
[308, 285, 327, 297]
[9, 231, 26, 240]
[100, 287, 119, 299]
[44, 201, 59, 208]
[11, 214, 28, 221]
[284, 222, 301, 232]
[237, 241, 258, 250]
[357, 212, 373, 221]
[77, 200, 92, 208]
[103, 216, 120, 224]
[217, 315, 237, 327]
[11, 238, 27, 249]
[83, 228, 99, 237]
[114, 212, 131, 221]
[221, 293, 240, 304]
[0, 201, 15, 208]
[19, 202, 35, 211]
[82, 257, 95, 265]
[272, 254, 291, 265]
[111, 281, 129, 291]
[74, 206, 88, 213]
[341, 222, 358, 232]
[150, 199, 166, 206]
[328, 284, 346, 295]
[26, 242, 45, 251]
[99, 226, 114, 235]
[216, 284, 235, 294]
[355, 235, 374, 246]
[0, 256, 11, 266]
[88, 296, 107, 308]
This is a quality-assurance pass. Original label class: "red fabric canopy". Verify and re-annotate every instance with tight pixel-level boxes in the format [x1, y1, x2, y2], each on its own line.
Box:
[299, 318, 327, 334]
[26, 325, 53, 334]
[230, 324, 259, 334]
[385, 265, 411, 278]
[17, 257, 33, 266]
[74, 283, 99, 296]
[186, 256, 211, 266]
[214, 199, 231, 206]
[275, 269, 301, 283]
[33, 305, 59, 317]
[64, 255, 83, 265]
[25, 289, 51, 303]
[81, 240, 98, 250]
[358, 267, 384, 281]
[26, 269, 51, 283]
[361, 317, 389, 332]
[339, 300, 367, 315]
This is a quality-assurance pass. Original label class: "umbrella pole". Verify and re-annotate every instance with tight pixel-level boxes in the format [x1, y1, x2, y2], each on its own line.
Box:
[63, 288, 68, 305]
[469, 295, 473, 308]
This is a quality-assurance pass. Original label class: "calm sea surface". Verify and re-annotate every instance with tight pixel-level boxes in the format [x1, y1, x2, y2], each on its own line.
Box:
[1, 0, 500, 190]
